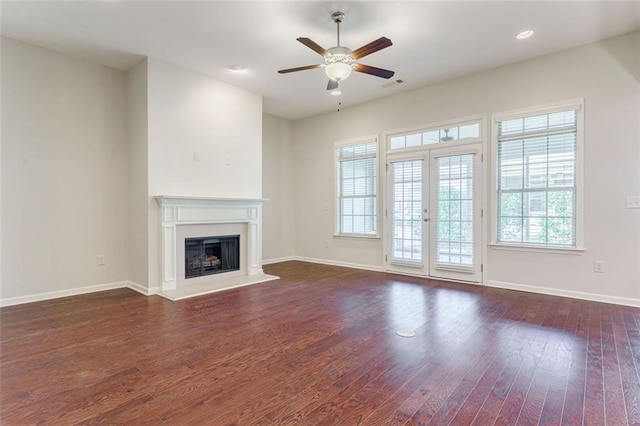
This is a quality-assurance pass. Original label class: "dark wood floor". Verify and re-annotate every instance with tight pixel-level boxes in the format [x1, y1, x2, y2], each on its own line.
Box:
[1, 261, 639, 425]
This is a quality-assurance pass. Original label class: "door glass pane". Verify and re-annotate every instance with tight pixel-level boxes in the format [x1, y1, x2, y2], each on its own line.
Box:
[436, 154, 474, 266]
[392, 160, 422, 261]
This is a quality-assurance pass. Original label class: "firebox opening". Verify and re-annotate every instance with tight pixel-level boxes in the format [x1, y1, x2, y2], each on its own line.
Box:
[185, 235, 240, 279]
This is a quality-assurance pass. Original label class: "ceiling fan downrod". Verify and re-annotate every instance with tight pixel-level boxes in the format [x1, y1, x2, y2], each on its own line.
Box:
[332, 12, 345, 47]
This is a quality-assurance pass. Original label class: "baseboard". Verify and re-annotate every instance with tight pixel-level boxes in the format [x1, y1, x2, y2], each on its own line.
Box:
[263, 258, 639, 308]
[0, 281, 128, 307]
[294, 256, 384, 272]
[487, 280, 640, 308]
[126, 281, 159, 296]
[262, 256, 297, 265]
[4, 272, 634, 309]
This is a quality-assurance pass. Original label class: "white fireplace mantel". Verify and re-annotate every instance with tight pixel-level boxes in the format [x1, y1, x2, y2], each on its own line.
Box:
[155, 196, 268, 293]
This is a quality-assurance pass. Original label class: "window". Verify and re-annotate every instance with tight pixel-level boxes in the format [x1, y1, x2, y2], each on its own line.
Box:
[389, 120, 481, 150]
[336, 139, 377, 236]
[494, 101, 583, 248]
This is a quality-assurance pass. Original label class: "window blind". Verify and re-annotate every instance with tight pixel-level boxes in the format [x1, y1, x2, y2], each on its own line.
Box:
[337, 141, 377, 235]
[391, 160, 423, 261]
[432, 153, 476, 268]
[496, 109, 578, 247]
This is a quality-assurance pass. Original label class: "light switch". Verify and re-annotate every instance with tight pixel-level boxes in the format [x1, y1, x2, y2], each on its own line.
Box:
[626, 196, 640, 209]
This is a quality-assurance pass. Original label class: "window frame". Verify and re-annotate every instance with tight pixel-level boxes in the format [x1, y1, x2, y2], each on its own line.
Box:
[386, 115, 484, 153]
[490, 98, 585, 252]
[334, 135, 380, 239]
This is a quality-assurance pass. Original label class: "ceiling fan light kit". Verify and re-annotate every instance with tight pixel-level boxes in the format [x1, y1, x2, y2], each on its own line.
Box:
[278, 11, 395, 91]
[324, 47, 354, 81]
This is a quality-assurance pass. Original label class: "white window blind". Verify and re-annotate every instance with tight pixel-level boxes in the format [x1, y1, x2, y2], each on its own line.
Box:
[336, 140, 377, 235]
[496, 108, 578, 247]
[391, 160, 423, 261]
[433, 154, 475, 267]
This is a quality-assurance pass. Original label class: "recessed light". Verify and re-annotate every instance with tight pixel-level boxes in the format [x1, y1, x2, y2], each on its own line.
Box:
[229, 65, 247, 73]
[516, 30, 534, 40]
[331, 90, 342, 96]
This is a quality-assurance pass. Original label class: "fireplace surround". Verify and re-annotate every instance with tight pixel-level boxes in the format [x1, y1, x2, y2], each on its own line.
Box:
[155, 196, 275, 299]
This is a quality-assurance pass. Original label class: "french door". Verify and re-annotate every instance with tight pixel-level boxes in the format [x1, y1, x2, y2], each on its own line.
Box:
[385, 145, 482, 282]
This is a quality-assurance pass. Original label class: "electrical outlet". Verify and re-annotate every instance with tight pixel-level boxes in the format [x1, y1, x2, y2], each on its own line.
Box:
[193, 152, 200, 162]
[97, 255, 106, 266]
[324, 240, 330, 248]
[594, 260, 605, 273]
[225, 156, 231, 166]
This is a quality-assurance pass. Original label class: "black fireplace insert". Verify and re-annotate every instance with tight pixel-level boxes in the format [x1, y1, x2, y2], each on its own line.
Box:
[185, 235, 240, 279]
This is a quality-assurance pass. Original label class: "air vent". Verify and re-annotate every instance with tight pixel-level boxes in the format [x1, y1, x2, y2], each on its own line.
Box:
[381, 79, 405, 88]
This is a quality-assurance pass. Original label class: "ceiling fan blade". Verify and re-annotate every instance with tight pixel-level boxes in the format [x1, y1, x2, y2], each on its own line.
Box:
[278, 64, 321, 74]
[350, 37, 393, 60]
[297, 37, 328, 56]
[353, 64, 395, 79]
[327, 80, 339, 91]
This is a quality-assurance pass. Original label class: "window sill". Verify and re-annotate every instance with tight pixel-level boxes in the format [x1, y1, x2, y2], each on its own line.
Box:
[488, 243, 585, 255]
[333, 233, 381, 240]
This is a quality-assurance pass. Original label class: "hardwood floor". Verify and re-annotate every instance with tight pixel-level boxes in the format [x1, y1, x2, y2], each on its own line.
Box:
[1, 261, 639, 425]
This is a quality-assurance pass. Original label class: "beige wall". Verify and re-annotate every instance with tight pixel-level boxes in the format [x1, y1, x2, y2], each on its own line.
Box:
[262, 113, 295, 262]
[291, 32, 640, 303]
[0, 41, 264, 301]
[125, 59, 149, 289]
[1, 37, 129, 299]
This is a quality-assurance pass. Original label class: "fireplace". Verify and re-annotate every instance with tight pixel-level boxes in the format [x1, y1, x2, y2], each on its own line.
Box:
[185, 235, 240, 279]
[155, 196, 271, 294]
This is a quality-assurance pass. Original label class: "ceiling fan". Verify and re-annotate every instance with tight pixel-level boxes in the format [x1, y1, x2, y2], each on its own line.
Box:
[278, 11, 395, 91]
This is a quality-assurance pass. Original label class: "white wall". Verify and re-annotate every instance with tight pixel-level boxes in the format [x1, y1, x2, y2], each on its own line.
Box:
[2, 31, 636, 305]
[125, 59, 148, 289]
[0, 35, 4, 298]
[146, 58, 263, 289]
[486, 33, 639, 303]
[291, 32, 640, 303]
[262, 113, 295, 262]
[1, 37, 129, 299]
[147, 58, 262, 198]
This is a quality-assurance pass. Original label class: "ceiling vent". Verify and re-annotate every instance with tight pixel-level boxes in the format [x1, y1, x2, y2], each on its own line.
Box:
[381, 79, 405, 88]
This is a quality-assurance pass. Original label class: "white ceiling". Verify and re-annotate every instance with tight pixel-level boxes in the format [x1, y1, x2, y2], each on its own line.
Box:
[2, 1, 639, 120]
